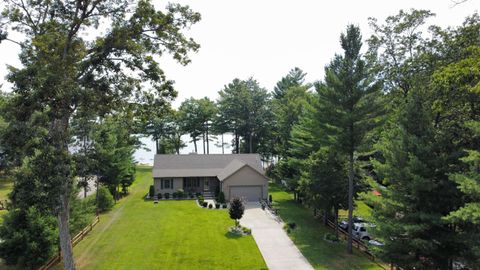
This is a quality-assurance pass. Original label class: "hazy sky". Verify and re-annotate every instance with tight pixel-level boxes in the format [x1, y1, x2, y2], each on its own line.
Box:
[0, 0, 478, 162]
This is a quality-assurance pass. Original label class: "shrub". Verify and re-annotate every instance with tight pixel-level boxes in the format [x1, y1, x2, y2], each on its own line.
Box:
[222, 204, 227, 209]
[288, 222, 296, 230]
[217, 191, 226, 203]
[0, 208, 58, 269]
[198, 195, 204, 205]
[157, 193, 162, 199]
[149, 185, 155, 198]
[172, 192, 178, 199]
[195, 192, 201, 197]
[164, 193, 170, 199]
[215, 203, 220, 209]
[242, 227, 252, 235]
[176, 189, 185, 198]
[269, 194, 272, 203]
[202, 201, 208, 207]
[283, 224, 291, 233]
[189, 193, 194, 199]
[208, 204, 213, 209]
[215, 186, 220, 197]
[229, 197, 245, 227]
[97, 186, 114, 212]
[324, 233, 338, 242]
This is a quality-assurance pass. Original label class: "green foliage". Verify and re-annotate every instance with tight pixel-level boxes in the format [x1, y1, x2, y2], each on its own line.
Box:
[0, 0, 200, 266]
[149, 185, 155, 197]
[217, 191, 226, 204]
[300, 148, 348, 219]
[0, 207, 57, 269]
[70, 196, 96, 236]
[178, 97, 216, 154]
[229, 197, 245, 226]
[97, 186, 115, 213]
[216, 78, 274, 155]
[93, 116, 136, 196]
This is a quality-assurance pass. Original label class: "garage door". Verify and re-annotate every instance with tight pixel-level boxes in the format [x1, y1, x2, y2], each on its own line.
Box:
[230, 186, 262, 202]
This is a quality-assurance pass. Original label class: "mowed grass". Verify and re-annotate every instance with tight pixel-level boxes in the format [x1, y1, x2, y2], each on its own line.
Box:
[60, 166, 267, 270]
[269, 183, 384, 270]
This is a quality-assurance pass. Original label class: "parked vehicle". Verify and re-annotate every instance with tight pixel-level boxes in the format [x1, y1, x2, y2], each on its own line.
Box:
[353, 223, 370, 240]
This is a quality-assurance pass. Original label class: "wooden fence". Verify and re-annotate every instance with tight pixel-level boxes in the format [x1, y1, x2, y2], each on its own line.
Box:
[323, 216, 375, 260]
[38, 215, 100, 270]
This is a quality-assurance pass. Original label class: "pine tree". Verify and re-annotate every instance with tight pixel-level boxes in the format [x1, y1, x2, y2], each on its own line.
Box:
[315, 25, 384, 253]
[370, 93, 463, 269]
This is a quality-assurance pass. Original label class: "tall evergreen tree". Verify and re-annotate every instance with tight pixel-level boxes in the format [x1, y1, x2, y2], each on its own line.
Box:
[315, 25, 384, 253]
[273, 67, 308, 99]
[370, 92, 464, 269]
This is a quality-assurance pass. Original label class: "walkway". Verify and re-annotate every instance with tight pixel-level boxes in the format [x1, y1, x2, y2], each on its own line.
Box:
[240, 203, 314, 270]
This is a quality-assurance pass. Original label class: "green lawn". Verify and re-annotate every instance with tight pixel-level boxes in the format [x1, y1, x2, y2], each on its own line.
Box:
[339, 200, 373, 221]
[269, 183, 384, 270]
[57, 166, 267, 270]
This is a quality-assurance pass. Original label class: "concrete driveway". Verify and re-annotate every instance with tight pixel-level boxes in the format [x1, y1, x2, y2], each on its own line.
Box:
[240, 203, 314, 270]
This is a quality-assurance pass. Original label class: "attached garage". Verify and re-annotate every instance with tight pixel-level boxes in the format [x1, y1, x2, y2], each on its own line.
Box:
[221, 162, 269, 201]
[230, 185, 263, 202]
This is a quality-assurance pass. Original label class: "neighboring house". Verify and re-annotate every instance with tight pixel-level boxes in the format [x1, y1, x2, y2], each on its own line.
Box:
[153, 154, 269, 202]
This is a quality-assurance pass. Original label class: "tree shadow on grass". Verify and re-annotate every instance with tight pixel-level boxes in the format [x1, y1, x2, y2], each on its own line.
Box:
[224, 231, 243, 239]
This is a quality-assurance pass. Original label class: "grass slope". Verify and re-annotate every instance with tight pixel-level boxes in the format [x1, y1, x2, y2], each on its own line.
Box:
[269, 184, 384, 270]
[62, 166, 267, 270]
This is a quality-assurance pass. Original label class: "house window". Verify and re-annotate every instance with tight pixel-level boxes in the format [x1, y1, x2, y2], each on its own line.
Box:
[161, 179, 173, 189]
[184, 178, 200, 188]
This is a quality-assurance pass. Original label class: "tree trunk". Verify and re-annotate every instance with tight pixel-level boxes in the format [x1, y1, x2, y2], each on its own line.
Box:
[50, 115, 76, 270]
[202, 132, 206, 154]
[83, 178, 87, 198]
[334, 206, 339, 238]
[234, 129, 239, 154]
[249, 132, 253, 153]
[58, 193, 75, 270]
[193, 137, 198, 153]
[155, 138, 160, 154]
[206, 123, 209, 154]
[221, 133, 224, 154]
[323, 208, 328, 226]
[347, 151, 354, 254]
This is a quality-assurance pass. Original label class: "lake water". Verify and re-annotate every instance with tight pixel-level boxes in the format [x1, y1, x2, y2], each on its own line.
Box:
[135, 134, 234, 165]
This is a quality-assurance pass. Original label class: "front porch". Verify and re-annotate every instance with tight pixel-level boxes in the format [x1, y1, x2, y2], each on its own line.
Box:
[182, 177, 219, 196]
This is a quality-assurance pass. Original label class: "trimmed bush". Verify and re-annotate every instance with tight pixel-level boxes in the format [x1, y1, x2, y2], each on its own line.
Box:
[172, 192, 178, 199]
[176, 189, 185, 198]
[157, 193, 163, 199]
[198, 195, 204, 205]
[149, 185, 155, 198]
[208, 204, 213, 209]
[242, 227, 252, 235]
[222, 204, 227, 209]
[202, 201, 208, 207]
[164, 193, 170, 199]
[97, 186, 114, 212]
[217, 191, 226, 203]
[215, 203, 220, 209]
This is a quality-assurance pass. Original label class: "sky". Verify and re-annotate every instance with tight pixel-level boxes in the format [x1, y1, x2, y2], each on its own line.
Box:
[0, 0, 479, 163]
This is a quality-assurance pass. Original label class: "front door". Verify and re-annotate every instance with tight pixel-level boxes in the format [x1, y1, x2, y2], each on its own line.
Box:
[204, 178, 210, 191]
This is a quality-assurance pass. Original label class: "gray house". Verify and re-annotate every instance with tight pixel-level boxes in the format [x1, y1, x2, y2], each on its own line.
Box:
[153, 154, 269, 201]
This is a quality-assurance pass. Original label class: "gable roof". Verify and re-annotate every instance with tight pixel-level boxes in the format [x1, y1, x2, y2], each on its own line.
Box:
[153, 154, 265, 180]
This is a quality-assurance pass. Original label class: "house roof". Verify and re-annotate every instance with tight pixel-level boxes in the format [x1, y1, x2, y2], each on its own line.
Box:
[152, 154, 265, 181]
